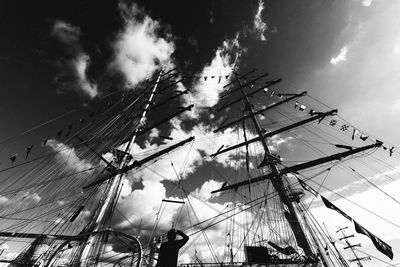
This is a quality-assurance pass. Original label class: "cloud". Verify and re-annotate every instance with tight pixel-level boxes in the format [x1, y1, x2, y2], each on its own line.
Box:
[52, 21, 80, 44]
[185, 35, 242, 117]
[0, 191, 41, 210]
[110, 2, 175, 87]
[51, 20, 98, 98]
[46, 139, 94, 173]
[73, 54, 98, 98]
[193, 179, 223, 201]
[362, 0, 372, 7]
[253, 0, 267, 41]
[330, 46, 348, 65]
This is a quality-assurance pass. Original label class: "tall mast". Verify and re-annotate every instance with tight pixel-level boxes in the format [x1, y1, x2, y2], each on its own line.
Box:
[233, 72, 315, 256]
[77, 70, 163, 265]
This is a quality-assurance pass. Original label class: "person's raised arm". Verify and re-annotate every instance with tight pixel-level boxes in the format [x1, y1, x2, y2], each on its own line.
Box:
[176, 230, 189, 245]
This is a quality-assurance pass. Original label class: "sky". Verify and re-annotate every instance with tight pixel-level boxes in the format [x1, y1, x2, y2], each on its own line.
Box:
[1, 0, 400, 266]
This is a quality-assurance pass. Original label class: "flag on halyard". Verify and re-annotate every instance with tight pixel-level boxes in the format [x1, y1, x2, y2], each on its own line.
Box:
[354, 221, 393, 260]
[321, 196, 352, 221]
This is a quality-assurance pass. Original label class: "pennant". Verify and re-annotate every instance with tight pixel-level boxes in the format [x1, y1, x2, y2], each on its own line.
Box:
[218, 76, 222, 84]
[66, 124, 73, 137]
[297, 178, 318, 197]
[321, 196, 352, 221]
[9, 153, 18, 163]
[360, 134, 368, 141]
[354, 221, 393, 259]
[25, 145, 33, 160]
[340, 125, 349, 131]
[352, 129, 359, 140]
[299, 104, 306, 111]
[329, 119, 337, 126]
[390, 146, 394, 157]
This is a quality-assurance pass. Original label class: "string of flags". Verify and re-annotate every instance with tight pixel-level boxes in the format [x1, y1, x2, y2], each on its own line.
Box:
[291, 100, 396, 157]
[297, 177, 394, 260]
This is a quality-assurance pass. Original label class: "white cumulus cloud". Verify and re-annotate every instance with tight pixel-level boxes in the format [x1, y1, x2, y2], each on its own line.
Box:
[330, 46, 348, 65]
[111, 2, 175, 87]
[253, 0, 267, 41]
[52, 20, 98, 98]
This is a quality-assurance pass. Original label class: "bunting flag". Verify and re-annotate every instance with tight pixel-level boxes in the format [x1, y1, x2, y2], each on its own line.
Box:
[340, 125, 349, 131]
[66, 124, 73, 137]
[297, 178, 318, 197]
[354, 221, 393, 259]
[352, 129, 359, 140]
[25, 145, 33, 160]
[329, 119, 337, 126]
[42, 139, 48, 146]
[321, 196, 352, 221]
[9, 153, 18, 163]
[360, 134, 368, 141]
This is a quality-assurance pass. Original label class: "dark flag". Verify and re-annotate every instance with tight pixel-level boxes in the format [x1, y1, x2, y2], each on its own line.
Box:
[389, 146, 394, 157]
[354, 221, 393, 260]
[321, 196, 352, 221]
[297, 178, 318, 197]
[25, 145, 33, 160]
[9, 153, 18, 163]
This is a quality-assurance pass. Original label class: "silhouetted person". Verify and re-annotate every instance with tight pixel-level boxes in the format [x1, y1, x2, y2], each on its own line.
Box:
[156, 229, 189, 267]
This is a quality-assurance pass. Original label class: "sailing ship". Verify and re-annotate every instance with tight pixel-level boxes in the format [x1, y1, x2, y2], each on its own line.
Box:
[0, 68, 397, 266]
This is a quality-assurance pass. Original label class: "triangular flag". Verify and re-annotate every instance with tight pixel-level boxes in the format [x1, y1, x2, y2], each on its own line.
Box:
[9, 153, 18, 163]
[66, 124, 73, 137]
[352, 128, 359, 140]
[354, 221, 393, 259]
[321, 196, 352, 221]
[42, 139, 48, 146]
[390, 146, 394, 157]
[25, 145, 33, 160]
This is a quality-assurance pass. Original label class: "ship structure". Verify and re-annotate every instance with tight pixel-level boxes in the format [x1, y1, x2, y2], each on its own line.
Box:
[0, 68, 397, 266]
